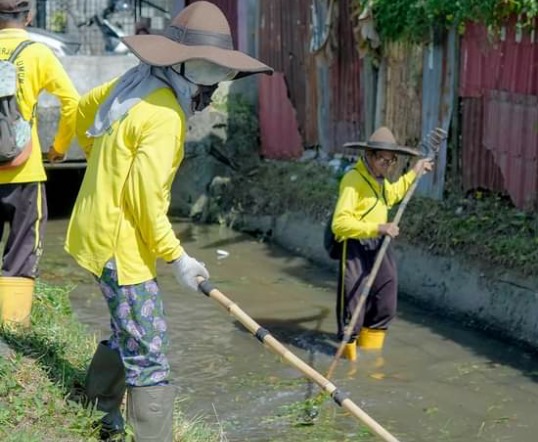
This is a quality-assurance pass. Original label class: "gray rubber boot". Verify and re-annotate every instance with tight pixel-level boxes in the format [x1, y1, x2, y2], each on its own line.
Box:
[126, 385, 176, 442]
[85, 341, 126, 440]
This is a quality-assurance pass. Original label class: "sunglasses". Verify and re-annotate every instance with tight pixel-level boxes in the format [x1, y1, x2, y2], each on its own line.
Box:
[375, 153, 397, 166]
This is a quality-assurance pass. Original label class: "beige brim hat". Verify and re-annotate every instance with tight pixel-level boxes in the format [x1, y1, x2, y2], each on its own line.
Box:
[121, 1, 273, 79]
[122, 35, 272, 76]
[343, 126, 421, 156]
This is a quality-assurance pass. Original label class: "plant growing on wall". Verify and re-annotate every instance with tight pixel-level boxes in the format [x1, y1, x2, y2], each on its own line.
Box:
[351, 0, 538, 44]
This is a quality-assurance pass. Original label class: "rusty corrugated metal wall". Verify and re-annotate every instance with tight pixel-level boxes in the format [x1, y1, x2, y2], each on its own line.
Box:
[258, 0, 319, 151]
[257, 0, 362, 157]
[460, 19, 538, 209]
[259, 73, 303, 159]
[328, 0, 362, 152]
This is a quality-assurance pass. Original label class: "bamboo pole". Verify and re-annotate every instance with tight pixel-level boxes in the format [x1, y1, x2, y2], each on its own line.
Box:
[196, 277, 402, 442]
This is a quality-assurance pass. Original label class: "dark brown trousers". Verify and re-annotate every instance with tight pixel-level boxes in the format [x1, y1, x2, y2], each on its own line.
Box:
[336, 238, 397, 340]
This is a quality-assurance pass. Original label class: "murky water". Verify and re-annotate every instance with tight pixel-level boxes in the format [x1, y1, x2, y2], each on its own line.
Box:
[41, 219, 538, 442]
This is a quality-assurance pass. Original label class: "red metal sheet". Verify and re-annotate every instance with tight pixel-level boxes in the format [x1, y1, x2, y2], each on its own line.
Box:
[460, 18, 538, 97]
[462, 93, 538, 210]
[259, 73, 303, 159]
[485, 91, 538, 209]
[460, 17, 538, 209]
[258, 0, 361, 151]
[259, 0, 318, 147]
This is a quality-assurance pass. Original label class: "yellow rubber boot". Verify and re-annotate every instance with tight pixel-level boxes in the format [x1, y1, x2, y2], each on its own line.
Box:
[357, 328, 386, 350]
[0, 277, 35, 328]
[342, 340, 357, 361]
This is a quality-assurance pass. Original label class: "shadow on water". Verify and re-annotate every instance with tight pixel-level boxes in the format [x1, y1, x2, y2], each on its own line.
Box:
[231, 309, 337, 359]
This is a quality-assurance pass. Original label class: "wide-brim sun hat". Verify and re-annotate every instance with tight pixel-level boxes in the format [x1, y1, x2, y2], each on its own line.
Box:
[121, 1, 273, 79]
[344, 126, 421, 156]
[0, 0, 30, 13]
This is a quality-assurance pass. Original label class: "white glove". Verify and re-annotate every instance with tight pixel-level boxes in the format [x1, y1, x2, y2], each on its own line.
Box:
[171, 252, 209, 292]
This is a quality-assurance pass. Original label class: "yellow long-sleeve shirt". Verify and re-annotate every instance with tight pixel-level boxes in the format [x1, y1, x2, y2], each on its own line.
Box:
[0, 29, 79, 184]
[64, 80, 186, 285]
[332, 159, 416, 240]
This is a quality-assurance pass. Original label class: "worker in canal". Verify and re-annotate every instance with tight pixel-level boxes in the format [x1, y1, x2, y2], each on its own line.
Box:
[332, 127, 434, 361]
[64, 2, 272, 441]
[0, 0, 79, 327]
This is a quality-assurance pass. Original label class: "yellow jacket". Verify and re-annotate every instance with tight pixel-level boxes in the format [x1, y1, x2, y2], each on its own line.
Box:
[64, 79, 186, 285]
[0, 29, 79, 184]
[332, 159, 416, 240]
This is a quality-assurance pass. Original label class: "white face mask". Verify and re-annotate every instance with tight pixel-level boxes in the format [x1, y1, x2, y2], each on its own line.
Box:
[172, 59, 237, 86]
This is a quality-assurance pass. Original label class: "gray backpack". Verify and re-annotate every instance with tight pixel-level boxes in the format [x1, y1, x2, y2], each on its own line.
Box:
[0, 40, 35, 165]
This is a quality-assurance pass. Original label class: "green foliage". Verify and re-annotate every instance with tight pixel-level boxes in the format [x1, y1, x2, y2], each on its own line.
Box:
[211, 91, 261, 173]
[224, 95, 259, 163]
[399, 190, 538, 276]
[50, 11, 67, 33]
[219, 160, 339, 223]
[353, 0, 538, 43]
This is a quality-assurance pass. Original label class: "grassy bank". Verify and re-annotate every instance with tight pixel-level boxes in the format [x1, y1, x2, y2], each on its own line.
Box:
[216, 160, 538, 277]
[0, 282, 222, 442]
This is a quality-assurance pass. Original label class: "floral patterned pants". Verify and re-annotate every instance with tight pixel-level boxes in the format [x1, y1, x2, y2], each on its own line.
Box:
[96, 266, 170, 387]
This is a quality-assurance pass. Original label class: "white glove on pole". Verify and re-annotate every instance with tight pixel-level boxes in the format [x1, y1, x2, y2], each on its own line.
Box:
[171, 252, 209, 292]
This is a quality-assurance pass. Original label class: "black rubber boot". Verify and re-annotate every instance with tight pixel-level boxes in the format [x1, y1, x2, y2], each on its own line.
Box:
[85, 341, 126, 441]
[126, 385, 176, 442]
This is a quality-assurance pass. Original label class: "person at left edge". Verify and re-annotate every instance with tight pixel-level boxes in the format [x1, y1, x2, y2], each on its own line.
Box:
[0, 0, 79, 327]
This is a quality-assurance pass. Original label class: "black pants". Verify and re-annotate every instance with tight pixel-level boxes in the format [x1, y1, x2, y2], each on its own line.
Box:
[0, 182, 47, 278]
[336, 238, 397, 340]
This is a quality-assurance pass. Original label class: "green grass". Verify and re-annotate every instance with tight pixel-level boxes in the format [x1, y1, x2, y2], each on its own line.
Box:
[0, 282, 223, 442]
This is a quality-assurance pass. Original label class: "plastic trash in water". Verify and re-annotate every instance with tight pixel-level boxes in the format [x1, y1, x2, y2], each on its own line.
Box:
[216, 249, 230, 260]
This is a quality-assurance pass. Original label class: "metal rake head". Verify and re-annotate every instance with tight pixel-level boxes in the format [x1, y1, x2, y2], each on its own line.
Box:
[420, 127, 447, 159]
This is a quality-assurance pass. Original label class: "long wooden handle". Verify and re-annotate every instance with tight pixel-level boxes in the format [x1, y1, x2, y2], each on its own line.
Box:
[196, 278, 402, 442]
[325, 165, 426, 380]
